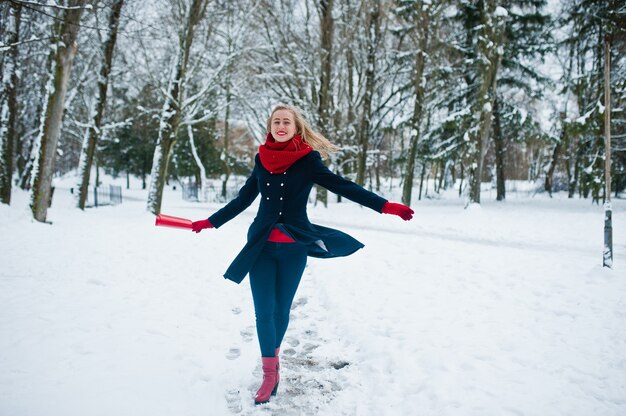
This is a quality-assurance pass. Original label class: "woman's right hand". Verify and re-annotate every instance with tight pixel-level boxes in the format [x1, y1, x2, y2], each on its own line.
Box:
[191, 219, 214, 233]
[382, 202, 414, 221]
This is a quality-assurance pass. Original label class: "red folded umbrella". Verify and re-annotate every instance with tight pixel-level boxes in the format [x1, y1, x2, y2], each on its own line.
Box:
[155, 214, 192, 230]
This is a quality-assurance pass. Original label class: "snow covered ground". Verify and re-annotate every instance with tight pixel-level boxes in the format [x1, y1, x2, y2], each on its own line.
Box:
[1, 177, 625, 416]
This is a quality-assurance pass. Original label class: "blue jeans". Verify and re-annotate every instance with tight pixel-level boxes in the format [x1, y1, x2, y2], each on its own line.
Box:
[249, 242, 308, 357]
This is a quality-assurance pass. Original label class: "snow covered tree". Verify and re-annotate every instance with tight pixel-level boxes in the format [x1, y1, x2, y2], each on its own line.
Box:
[98, 84, 160, 189]
[30, 0, 86, 222]
[557, 0, 625, 202]
[331, 0, 407, 191]
[210, 0, 260, 200]
[314, 0, 334, 206]
[147, 0, 209, 215]
[76, 0, 124, 210]
[0, 2, 22, 205]
[354, 0, 383, 186]
[249, 0, 340, 203]
[393, 0, 445, 206]
[465, 1, 507, 205]
[3, 4, 54, 192]
[492, 0, 551, 200]
[424, 1, 550, 203]
[4, 0, 607, 211]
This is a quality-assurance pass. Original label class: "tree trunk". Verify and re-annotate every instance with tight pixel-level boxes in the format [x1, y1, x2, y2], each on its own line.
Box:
[375, 151, 381, 192]
[356, 0, 381, 186]
[318, 0, 333, 130]
[603, 35, 611, 204]
[418, 162, 426, 201]
[450, 162, 456, 184]
[315, 0, 334, 207]
[30, 1, 85, 222]
[147, 0, 208, 215]
[18, 137, 34, 190]
[0, 3, 21, 205]
[458, 162, 464, 197]
[493, 95, 505, 201]
[341, 3, 355, 203]
[77, 0, 124, 210]
[569, 145, 582, 198]
[544, 117, 566, 197]
[188, 124, 206, 199]
[221, 88, 231, 200]
[467, 0, 505, 205]
[18, 62, 51, 191]
[437, 161, 445, 193]
[603, 34, 612, 267]
[387, 135, 395, 191]
[546, 44, 574, 198]
[402, 3, 430, 207]
[432, 161, 439, 193]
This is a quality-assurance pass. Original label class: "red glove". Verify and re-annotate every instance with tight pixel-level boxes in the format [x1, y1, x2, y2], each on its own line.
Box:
[191, 219, 214, 233]
[382, 201, 414, 221]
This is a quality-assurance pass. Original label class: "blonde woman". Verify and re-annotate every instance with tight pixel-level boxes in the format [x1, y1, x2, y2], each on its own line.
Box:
[191, 105, 413, 405]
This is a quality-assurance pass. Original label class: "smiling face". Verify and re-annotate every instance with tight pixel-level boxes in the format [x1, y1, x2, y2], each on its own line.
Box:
[270, 109, 298, 142]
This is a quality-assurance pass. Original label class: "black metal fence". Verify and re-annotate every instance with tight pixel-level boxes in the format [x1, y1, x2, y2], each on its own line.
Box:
[182, 183, 199, 201]
[88, 185, 122, 207]
[180, 180, 244, 203]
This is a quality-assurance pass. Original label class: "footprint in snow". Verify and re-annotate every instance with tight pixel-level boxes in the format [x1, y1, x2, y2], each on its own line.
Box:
[226, 283, 350, 414]
[225, 389, 242, 414]
[283, 347, 297, 357]
[239, 327, 254, 343]
[226, 347, 241, 360]
[285, 336, 300, 347]
[302, 343, 318, 354]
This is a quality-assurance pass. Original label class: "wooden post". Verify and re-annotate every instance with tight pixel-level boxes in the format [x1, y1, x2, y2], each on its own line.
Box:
[603, 36, 613, 268]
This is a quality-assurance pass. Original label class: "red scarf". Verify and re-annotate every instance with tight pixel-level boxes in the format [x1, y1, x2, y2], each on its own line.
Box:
[258, 133, 312, 174]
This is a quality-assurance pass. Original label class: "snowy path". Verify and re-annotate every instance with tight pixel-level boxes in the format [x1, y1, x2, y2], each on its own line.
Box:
[1, 185, 626, 416]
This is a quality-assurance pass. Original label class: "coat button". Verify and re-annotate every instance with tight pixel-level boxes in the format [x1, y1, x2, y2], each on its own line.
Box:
[280, 183, 284, 186]
[280, 197, 283, 200]
[267, 183, 270, 186]
[279, 212, 282, 215]
[283, 172, 286, 175]
[266, 197, 270, 200]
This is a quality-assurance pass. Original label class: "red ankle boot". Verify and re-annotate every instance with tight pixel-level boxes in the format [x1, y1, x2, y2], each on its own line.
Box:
[255, 356, 279, 405]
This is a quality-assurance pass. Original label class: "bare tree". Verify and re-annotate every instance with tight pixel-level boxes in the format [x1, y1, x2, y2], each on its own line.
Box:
[355, 0, 381, 186]
[147, 0, 209, 215]
[492, 95, 505, 200]
[184, 0, 259, 201]
[76, 0, 125, 210]
[401, 1, 436, 207]
[315, 0, 334, 207]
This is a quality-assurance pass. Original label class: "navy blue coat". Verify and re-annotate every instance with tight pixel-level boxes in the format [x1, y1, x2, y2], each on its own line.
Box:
[209, 151, 388, 283]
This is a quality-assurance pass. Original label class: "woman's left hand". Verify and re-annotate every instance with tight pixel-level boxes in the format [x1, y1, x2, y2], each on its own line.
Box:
[191, 219, 214, 233]
[382, 202, 414, 221]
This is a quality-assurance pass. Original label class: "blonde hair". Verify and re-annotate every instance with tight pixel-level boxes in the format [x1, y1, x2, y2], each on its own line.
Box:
[266, 105, 339, 159]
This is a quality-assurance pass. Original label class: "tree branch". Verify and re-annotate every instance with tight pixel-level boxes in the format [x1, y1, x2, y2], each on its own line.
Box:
[8, 0, 93, 11]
